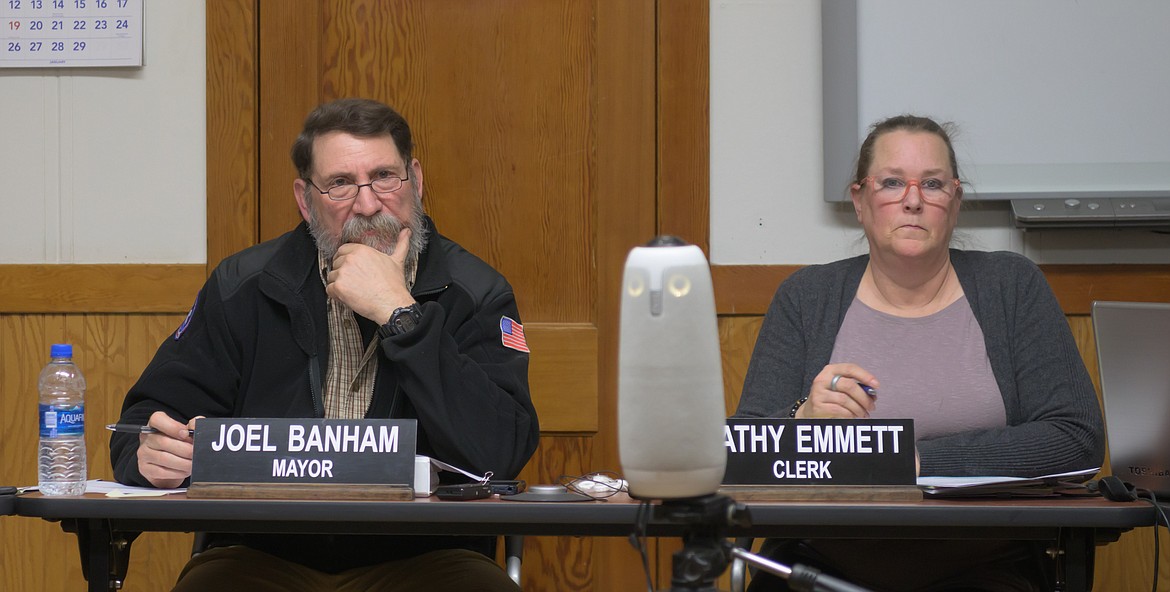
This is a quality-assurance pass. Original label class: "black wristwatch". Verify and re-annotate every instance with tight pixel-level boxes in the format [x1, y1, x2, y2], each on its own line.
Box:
[378, 304, 422, 337]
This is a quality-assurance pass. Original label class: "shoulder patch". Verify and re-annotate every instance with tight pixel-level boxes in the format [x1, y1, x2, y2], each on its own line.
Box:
[174, 291, 201, 340]
[500, 316, 530, 353]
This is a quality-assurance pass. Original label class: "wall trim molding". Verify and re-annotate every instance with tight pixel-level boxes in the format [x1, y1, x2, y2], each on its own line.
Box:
[713, 263, 1170, 316]
[0, 264, 206, 313]
[5, 261, 1163, 316]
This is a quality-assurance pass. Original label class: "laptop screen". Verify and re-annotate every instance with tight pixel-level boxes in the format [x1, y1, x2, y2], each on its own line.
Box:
[1092, 301, 1170, 496]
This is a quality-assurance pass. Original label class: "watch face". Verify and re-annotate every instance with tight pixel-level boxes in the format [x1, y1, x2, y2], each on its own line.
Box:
[388, 305, 421, 335]
[393, 312, 418, 333]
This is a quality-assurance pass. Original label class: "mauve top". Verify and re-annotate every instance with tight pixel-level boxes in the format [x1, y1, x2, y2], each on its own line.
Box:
[830, 296, 1005, 440]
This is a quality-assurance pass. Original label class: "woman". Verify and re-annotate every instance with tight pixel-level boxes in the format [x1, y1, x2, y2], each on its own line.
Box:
[736, 115, 1104, 591]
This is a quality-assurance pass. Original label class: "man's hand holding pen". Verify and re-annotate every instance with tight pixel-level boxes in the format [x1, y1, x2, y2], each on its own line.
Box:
[135, 411, 200, 489]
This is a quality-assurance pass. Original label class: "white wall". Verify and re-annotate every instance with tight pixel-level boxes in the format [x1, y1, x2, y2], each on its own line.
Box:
[710, 0, 1170, 265]
[4, 1, 1166, 266]
[0, 0, 205, 264]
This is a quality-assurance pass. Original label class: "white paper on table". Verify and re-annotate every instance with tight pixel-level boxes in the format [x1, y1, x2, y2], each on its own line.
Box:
[917, 467, 1099, 489]
[20, 479, 187, 497]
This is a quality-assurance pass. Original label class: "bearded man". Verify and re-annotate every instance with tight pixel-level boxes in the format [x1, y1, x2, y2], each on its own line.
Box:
[110, 98, 538, 592]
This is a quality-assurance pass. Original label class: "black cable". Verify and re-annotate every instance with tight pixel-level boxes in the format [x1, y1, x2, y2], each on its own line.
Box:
[1146, 490, 1167, 592]
[1066, 480, 1166, 591]
[629, 500, 655, 592]
[1133, 488, 1169, 592]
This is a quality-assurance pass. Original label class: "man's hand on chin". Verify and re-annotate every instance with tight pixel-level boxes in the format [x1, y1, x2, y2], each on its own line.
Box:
[326, 229, 415, 323]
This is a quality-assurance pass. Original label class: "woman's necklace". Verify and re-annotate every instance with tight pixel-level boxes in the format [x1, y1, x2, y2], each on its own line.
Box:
[866, 260, 957, 317]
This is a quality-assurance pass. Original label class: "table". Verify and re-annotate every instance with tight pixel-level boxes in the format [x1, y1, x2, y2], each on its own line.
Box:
[0, 488, 14, 516]
[15, 492, 1156, 592]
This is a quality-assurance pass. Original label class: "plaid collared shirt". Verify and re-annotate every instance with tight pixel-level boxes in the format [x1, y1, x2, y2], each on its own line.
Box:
[317, 249, 416, 419]
[318, 251, 376, 418]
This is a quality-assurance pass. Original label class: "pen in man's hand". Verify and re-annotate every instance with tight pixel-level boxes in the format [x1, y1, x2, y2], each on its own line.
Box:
[105, 423, 195, 436]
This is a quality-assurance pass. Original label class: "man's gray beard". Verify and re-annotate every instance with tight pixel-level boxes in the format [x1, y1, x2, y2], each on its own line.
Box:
[306, 192, 429, 273]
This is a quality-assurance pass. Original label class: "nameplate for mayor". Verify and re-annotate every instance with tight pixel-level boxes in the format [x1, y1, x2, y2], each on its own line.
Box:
[190, 418, 417, 486]
[723, 418, 915, 485]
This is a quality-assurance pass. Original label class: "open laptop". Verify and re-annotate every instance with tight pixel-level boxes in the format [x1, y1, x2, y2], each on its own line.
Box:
[1092, 300, 1170, 496]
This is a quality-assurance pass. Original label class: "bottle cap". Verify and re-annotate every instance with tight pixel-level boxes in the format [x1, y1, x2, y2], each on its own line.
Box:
[50, 343, 72, 358]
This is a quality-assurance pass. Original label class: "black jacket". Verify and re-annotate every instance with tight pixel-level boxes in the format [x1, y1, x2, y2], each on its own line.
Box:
[111, 218, 539, 571]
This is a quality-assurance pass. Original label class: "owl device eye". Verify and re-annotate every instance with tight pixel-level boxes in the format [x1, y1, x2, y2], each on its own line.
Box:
[627, 276, 645, 298]
[667, 274, 691, 298]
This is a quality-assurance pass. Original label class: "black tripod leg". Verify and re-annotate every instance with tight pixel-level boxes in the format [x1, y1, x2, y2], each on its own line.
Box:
[63, 518, 138, 592]
[668, 535, 729, 591]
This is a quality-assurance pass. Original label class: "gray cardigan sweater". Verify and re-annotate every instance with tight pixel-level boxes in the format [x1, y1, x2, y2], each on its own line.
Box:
[736, 249, 1104, 477]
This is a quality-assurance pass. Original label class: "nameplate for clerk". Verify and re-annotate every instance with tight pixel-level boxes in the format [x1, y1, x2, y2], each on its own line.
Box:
[190, 418, 417, 487]
[723, 418, 915, 485]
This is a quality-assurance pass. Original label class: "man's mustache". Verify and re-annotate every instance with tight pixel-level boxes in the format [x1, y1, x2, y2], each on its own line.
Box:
[341, 214, 404, 252]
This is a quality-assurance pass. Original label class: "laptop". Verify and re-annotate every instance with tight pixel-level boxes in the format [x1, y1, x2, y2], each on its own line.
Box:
[1092, 300, 1170, 496]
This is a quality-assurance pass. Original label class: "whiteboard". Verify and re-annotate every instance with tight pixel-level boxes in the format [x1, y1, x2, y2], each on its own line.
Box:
[823, 0, 1170, 201]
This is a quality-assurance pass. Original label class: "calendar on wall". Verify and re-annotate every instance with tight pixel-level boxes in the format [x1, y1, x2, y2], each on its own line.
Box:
[1, 0, 143, 68]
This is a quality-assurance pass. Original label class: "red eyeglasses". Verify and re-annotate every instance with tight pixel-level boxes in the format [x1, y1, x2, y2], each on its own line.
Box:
[853, 176, 961, 204]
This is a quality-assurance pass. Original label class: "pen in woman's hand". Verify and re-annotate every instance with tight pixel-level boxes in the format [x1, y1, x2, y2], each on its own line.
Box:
[105, 423, 195, 436]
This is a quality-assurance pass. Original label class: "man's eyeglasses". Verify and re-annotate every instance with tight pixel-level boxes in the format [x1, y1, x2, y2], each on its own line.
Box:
[304, 171, 410, 202]
[560, 471, 627, 500]
[854, 176, 961, 204]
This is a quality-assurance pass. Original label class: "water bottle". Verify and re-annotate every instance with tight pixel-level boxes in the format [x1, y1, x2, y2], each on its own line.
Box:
[38, 343, 87, 496]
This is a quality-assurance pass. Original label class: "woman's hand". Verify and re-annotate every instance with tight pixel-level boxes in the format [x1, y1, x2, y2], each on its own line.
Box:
[796, 363, 880, 419]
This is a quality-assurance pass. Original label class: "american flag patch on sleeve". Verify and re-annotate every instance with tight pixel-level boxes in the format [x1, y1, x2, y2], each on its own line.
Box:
[500, 316, 530, 353]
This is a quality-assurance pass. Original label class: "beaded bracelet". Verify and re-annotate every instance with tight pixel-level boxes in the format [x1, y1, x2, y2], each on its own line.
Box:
[788, 397, 808, 418]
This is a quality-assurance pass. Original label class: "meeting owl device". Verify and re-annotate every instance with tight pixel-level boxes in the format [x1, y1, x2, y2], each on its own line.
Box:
[618, 236, 727, 500]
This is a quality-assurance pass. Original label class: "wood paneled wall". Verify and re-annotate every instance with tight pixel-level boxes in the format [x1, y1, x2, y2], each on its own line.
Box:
[0, 312, 194, 591]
